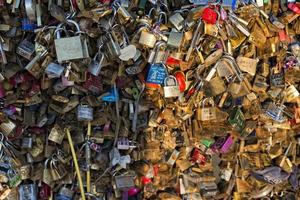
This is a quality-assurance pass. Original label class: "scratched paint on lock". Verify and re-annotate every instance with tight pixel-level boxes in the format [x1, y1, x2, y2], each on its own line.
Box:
[146, 64, 167, 85]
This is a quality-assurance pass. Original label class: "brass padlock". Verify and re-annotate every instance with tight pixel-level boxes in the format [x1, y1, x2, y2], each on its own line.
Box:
[197, 98, 217, 121]
[48, 124, 65, 144]
[139, 29, 157, 48]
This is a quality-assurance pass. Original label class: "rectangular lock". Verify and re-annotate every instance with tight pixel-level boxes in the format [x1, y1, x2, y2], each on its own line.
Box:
[167, 31, 183, 49]
[169, 13, 184, 31]
[45, 63, 64, 78]
[115, 175, 135, 189]
[16, 40, 35, 60]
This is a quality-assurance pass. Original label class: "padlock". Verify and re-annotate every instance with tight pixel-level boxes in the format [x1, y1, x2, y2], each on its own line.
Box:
[228, 107, 245, 131]
[16, 40, 35, 60]
[43, 159, 52, 186]
[106, 33, 121, 58]
[45, 62, 64, 78]
[139, 30, 157, 48]
[115, 175, 135, 189]
[19, 183, 37, 200]
[56, 185, 74, 200]
[163, 76, 181, 98]
[265, 102, 286, 122]
[7, 169, 21, 188]
[169, 13, 184, 30]
[0, 119, 16, 136]
[88, 51, 106, 76]
[54, 20, 89, 63]
[21, 136, 33, 149]
[202, 7, 218, 24]
[167, 31, 183, 49]
[48, 124, 65, 144]
[77, 104, 93, 121]
[270, 67, 285, 88]
[197, 98, 217, 121]
[146, 63, 167, 85]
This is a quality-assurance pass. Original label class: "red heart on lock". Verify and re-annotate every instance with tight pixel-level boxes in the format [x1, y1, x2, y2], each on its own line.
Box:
[202, 7, 218, 24]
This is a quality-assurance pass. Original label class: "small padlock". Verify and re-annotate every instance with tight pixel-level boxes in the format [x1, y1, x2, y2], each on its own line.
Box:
[115, 175, 135, 189]
[270, 67, 285, 88]
[139, 30, 157, 48]
[228, 107, 245, 131]
[211, 134, 234, 153]
[56, 185, 74, 200]
[21, 135, 33, 149]
[45, 62, 64, 78]
[88, 52, 106, 76]
[42, 159, 53, 186]
[16, 40, 35, 60]
[197, 98, 217, 121]
[117, 138, 130, 150]
[48, 124, 65, 144]
[77, 104, 93, 121]
[169, 13, 184, 30]
[167, 31, 183, 49]
[163, 76, 181, 98]
[146, 63, 168, 85]
[202, 7, 218, 24]
[265, 102, 286, 122]
[19, 183, 37, 200]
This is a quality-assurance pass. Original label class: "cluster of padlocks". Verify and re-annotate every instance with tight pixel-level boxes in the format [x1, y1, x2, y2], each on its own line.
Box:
[0, 0, 300, 199]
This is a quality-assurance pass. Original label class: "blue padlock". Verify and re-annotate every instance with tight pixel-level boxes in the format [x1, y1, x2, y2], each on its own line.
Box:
[22, 18, 36, 31]
[146, 63, 167, 85]
[101, 88, 119, 102]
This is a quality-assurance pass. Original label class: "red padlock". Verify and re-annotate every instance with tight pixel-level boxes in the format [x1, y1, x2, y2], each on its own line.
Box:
[202, 7, 218, 24]
[141, 176, 152, 185]
[39, 183, 52, 200]
[174, 71, 186, 93]
[191, 148, 206, 164]
[27, 81, 40, 97]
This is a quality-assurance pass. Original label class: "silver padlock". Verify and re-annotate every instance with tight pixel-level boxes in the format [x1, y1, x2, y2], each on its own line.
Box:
[54, 19, 89, 63]
[19, 183, 37, 200]
[77, 104, 93, 121]
[88, 51, 105, 76]
[163, 75, 181, 98]
[56, 185, 74, 200]
[167, 30, 183, 49]
[21, 136, 33, 149]
[169, 13, 184, 31]
[16, 40, 35, 60]
[106, 33, 121, 58]
[45, 62, 64, 78]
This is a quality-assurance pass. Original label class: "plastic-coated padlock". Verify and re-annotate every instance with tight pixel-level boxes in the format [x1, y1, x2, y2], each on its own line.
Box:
[202, 7, 218, 24]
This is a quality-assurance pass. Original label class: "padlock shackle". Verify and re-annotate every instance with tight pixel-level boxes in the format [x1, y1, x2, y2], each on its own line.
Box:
[55, 19, 82, 39]
[164, 75, 178, 86]
[221, 55, 244, 82]
[201, 97, 214, 108]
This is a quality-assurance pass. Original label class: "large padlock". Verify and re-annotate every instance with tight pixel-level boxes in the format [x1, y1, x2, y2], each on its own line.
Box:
[197, 98, 217, 121]
[54, 19, 89, 63]
[163, 76, 181, 98]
